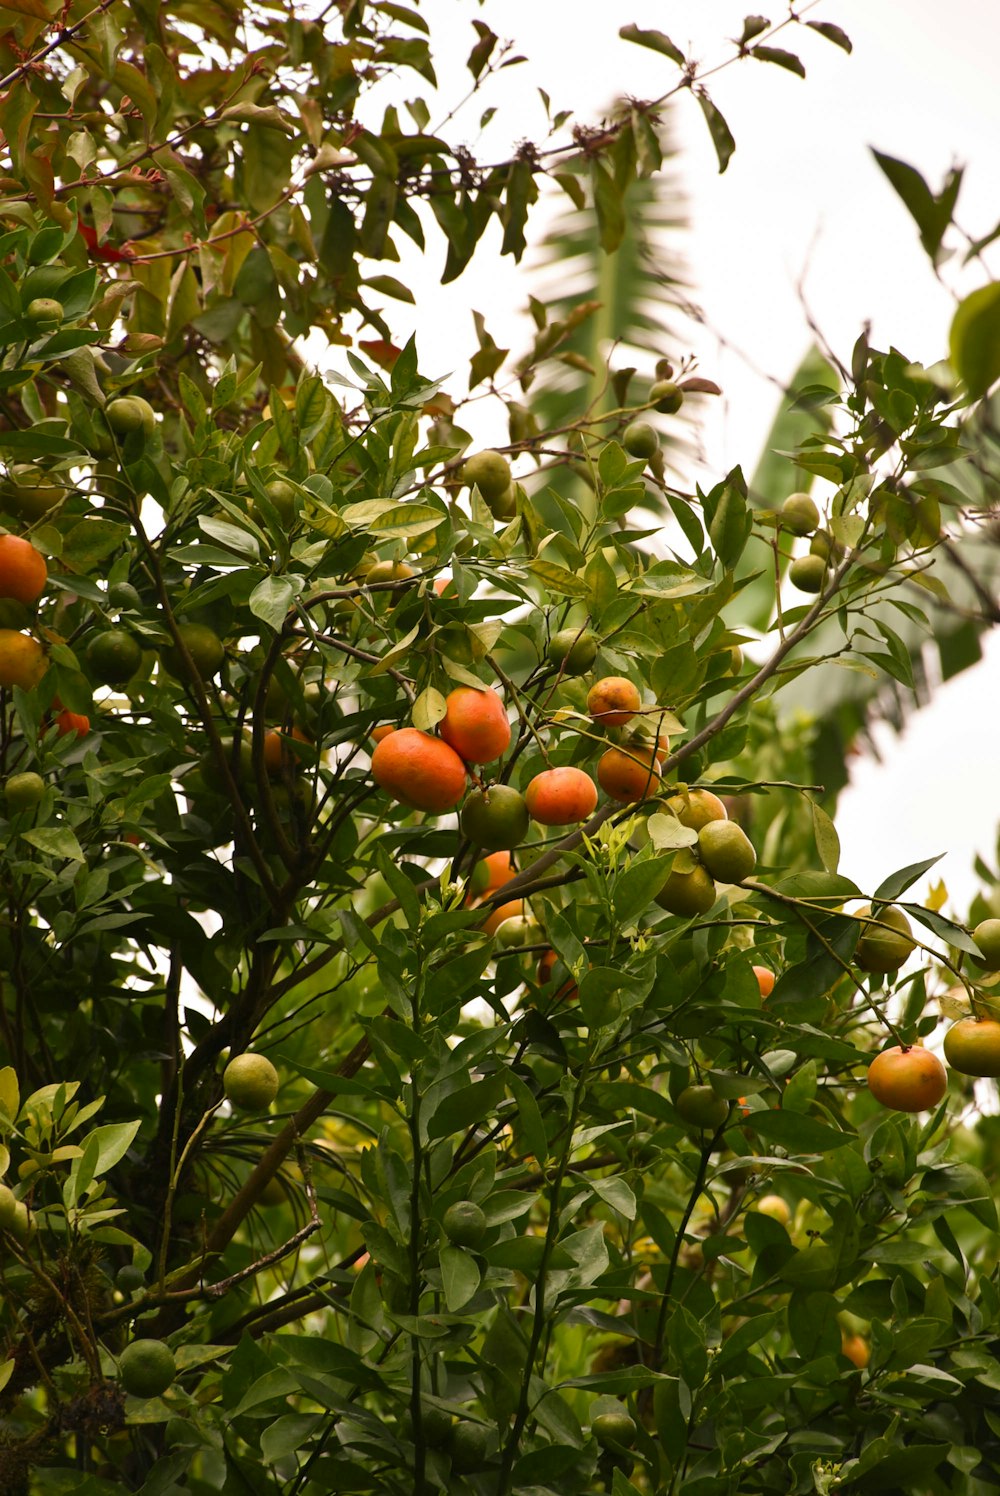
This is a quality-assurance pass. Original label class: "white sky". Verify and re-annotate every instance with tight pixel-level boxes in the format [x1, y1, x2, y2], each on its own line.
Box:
[342, 2, 1000, 916]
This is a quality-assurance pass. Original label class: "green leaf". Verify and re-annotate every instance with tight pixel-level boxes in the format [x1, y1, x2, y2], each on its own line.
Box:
[506, 1069, 549, 1164]
[613, 857, 670, 924]
[697, 92, 736, 173]
[705, 469, 750, 566]
[249, 575, 298, 632]
[426, 1073, 506, 1140]
[873, 150, 962, 266]
[591, 159, 625, 254]
[806, 20, 852, 52]
[873, 855, 943, 902]
[79, 1120, 141, 1175]
[743, 1108, 850, 1154]
[22, 827, 85, 863]
[749, 45, 805, 78]
[618, 24, 685, 65]
[949, 280, 1000, 400]
[810, 799, 840, 874]
[439, 1245, 481, 1311]
[589, 1175, 636, 1220]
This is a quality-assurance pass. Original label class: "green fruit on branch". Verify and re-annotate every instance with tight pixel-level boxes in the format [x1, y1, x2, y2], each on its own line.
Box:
[971, 918, 1000, 970]
[160, 622, 225, 681]
[119, 1339, 176, 1398]
[449, 1420, 491, 1472]
[591, 1408, 637, 1450]
[460, 785, 529, 850]
[788, 554, 828, 594]
[675, 1084, 729, 1130]
[697, 821, 756, 883]
[25, 297, 64, 324]
[854, 904, 915, 972]
[621, 420, 658, 460]
[942, 1017, 1000, 1077]
[4, 771, 45, 811]
[780, 492, 820, 535]
[0, 1182, 16, 1231]
[461, 449, 512, 503]
[655, 865, 717, 918]
[495, 914, 543, 949]
[223, 1053, 280, 1111]
[87, 629, 143, 687]
[442, 1199, 488, 1248]
[1, 464, 68, 519]
[649, 378, 684, 414]
[106, 395, 157, 438]
[666, 789, 728, 831]
[546, 627, 598, 674]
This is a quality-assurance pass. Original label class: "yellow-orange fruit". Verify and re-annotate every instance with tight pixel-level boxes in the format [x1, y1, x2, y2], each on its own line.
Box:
[371, 727, 466, 812]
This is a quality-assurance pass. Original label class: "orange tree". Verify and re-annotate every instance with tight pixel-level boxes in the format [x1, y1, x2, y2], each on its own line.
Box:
[2, 4, 1000, 1494]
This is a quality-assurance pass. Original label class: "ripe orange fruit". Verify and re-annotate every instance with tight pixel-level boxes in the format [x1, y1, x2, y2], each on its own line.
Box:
[481, 898, 523, 936]
[469, 849, 514, 899]
[942, 1017, 1000, 1077]
[0, 630, 46, 689]
[752, 965, 776, 998]
[461, 785, 529, 850]
[439, 686, 511, 763]
[371, 727, 466, 812]
[262, 725, 311, 776]
[597, 741, 662, 803]
[665, 789, 727, 831]
[524, 766, 598, 826]
[371, 724, 396, 744]
[866, 1046, 947, 1112]
[0, 536, 46, 605]
[55, 708, 89, 738]
[841, 1333, 870, 1369]
[587, 676, 641, 728]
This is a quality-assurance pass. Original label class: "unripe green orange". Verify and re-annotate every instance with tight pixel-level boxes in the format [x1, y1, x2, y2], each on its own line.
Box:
[621, 421, 658, 460]
[442, 1199, 488, 1248]
[655, 865, 717, 918]
[106, 395, 156, 438]
[119, 1339, 176, 1398]
[223, 1053, 279, 1111]
[461, 450, 511, 502]
[788, 554, 828, 594]
[780, 492, 820, 535]
[697, 821, 756, 883]
[25, 297, 63, 324]
[4, 771, 44, 811]
[546, 628, 598, 674]
[649, 379, 683, 414]
[854, 905, 915, 973]
[972, 918, 1000, 971]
